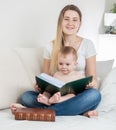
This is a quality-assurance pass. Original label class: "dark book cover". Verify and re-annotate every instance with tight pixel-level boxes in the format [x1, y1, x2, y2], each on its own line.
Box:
[35, 73, 93, 95]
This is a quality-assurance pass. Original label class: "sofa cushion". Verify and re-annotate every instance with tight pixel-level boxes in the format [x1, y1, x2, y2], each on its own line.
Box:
[96, 59, 114, 87]
[97, 67, 116, 112]
[96, 59, 114, 80]
[0, 48, 43, 109]
[0, 48, 114, 111]
[13, 48, 44, 82]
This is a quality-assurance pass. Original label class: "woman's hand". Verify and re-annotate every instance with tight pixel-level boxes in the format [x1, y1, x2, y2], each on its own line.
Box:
[34, 83, 42, 92]
[86, 79, 98, 89]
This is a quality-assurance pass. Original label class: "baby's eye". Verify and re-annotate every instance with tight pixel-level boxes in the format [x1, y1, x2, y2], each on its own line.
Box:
[59, 63, 63, 65]
[66, 63, 70, 66]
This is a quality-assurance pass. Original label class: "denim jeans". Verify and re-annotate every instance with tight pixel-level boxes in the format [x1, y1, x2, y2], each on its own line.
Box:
[21, 88, 101, 116]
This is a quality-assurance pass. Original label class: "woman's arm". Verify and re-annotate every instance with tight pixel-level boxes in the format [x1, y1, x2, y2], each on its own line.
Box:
[85, 55, 98, 89]
[42, 59, 51, 75]
[34, 59, 51, 92]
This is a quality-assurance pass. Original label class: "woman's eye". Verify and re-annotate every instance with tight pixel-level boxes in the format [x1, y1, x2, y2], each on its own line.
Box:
[66, 63, 70, 66]
[73, 19, 77, 22]
[64, 18, 69, 21]
[73, 18, 78, 22]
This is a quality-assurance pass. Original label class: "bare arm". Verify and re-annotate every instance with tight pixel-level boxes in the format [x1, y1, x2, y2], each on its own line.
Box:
[34, 58, 51, 91]
[42, 59, 51, 75]
[85, 55, 98, 89]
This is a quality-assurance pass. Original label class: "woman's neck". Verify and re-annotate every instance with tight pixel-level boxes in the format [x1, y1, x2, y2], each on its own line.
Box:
[64, 35, 77, 43]
[64, 35, 82, 50]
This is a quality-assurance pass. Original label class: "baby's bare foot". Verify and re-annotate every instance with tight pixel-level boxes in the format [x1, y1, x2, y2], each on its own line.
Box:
[83, 110, 98, 117]
[49, 92, 61, 104]
[37, 94, 51, 105]
[10, 103, 26, 114]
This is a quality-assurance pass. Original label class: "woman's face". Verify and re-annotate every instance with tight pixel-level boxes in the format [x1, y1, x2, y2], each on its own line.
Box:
[62, 10, 81, 35]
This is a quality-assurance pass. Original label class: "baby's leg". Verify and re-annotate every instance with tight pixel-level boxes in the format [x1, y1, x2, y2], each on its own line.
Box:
[49, 92, 75, 104]
[10, 103, 26, 114]
[37, 93, 51, 105]
[49, 92, 61, 104]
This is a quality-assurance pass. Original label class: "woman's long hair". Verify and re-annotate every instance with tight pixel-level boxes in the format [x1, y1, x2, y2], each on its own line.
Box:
[49, 4, 82, 75]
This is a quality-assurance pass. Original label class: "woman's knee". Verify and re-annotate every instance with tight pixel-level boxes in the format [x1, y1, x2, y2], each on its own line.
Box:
[88, 88, 101, 102]
[21, 91, 38, 106]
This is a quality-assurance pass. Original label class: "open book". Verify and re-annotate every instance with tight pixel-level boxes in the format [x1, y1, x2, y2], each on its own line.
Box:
[35, 73, 93, 95]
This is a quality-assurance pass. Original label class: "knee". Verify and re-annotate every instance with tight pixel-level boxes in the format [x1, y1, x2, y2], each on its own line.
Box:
[21, 91, 35, 106]
[89, 88, 101, 102]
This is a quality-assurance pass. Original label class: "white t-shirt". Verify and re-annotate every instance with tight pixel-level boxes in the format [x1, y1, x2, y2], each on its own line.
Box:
[43, 38, 97, 75]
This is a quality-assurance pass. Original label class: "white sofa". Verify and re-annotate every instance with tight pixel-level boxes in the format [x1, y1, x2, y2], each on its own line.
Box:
[0, 48, 116, 130]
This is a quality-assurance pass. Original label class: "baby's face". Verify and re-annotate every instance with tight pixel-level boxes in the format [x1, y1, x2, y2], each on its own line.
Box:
[57, 53, 77, 75]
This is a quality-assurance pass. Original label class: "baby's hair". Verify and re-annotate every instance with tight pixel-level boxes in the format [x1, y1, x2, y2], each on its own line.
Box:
[58, 46, 77, 61]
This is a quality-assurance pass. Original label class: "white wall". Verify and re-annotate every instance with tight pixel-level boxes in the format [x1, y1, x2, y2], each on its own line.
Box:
[0, 0, 107, 48]
[105, 0, 116, 12]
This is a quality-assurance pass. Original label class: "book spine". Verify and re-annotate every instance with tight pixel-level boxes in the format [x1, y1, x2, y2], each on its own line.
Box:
[15, 112, 55, 121]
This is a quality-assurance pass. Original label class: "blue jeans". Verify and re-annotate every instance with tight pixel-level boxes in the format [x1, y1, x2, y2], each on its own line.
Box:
[21, 88, 101, 116]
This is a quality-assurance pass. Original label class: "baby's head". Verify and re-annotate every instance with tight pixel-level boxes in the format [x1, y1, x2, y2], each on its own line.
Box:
[57, 46, 77, 74]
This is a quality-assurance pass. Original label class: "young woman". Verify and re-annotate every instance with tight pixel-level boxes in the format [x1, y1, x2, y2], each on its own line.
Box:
[11, 4, 101, 117]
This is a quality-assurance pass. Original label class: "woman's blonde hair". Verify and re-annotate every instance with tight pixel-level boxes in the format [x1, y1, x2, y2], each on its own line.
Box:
[49, 4, 82, 75]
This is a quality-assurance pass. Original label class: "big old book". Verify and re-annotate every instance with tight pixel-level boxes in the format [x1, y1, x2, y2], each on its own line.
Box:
[35, 73, 93, 95]
[14, 108, 56, 121]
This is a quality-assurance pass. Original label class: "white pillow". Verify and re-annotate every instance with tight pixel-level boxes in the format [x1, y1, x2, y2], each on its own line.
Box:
[96, 59, 114, 80]
[97, 67, 116, 112]
[0, 49, 33, 109]
[13, 48, 44, 80]
[0, 48, 42, 109]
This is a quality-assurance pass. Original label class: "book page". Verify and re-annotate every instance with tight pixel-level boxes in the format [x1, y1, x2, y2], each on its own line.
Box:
[38, 73, 65, 88]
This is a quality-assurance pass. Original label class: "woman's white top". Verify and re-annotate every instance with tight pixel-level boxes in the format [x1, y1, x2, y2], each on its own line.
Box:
[43, 38, 96, 75]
